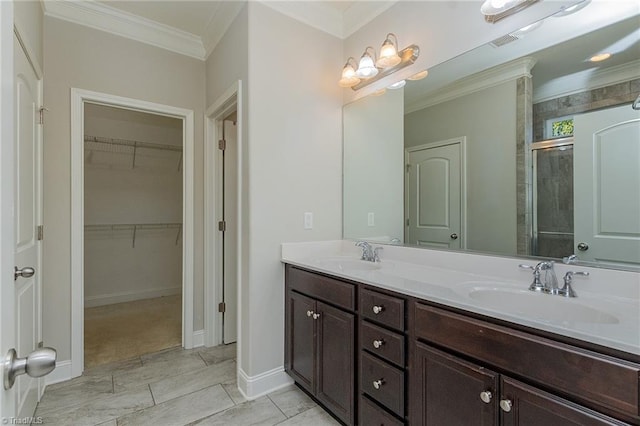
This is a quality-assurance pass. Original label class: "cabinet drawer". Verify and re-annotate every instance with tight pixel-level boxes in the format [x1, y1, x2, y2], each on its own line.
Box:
[361, 288, 405, 331]
[361, 320, 405, 367]
[286, 266, 355, 311]
[360, 395, 404, 426]
[414, 303, 640, 420]
[361, 352, 405, 417]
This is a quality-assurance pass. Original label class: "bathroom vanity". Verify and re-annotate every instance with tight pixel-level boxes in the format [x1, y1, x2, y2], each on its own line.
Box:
[282, 242, 640, 426]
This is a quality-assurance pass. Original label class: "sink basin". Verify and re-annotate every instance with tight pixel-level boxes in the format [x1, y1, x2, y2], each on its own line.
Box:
[315, 258, 381, 272]
[466, 287, 619, 325]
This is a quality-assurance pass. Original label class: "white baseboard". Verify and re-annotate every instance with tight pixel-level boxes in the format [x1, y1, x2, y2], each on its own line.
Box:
[237, 366, 293, 400]
[45, 360, 73, 387]
[192, 329, 204, 347]
[84, 286, 181, 307]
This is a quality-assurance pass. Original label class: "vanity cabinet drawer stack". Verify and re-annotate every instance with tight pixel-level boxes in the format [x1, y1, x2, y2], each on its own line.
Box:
[284, 266, 356, 425]
[359, 287, 408, 424]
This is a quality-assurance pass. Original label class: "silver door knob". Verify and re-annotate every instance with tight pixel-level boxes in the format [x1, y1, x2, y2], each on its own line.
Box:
[372, 379, 384, 389]
[4, 347, 56, 390]
[577, 242, 589, 251]
[14, 266, 35, 281]
[480, 391, 492, 403]
[499, 399, 513, 412]
[372, 339, 384, 349]
[372, 305, 384, 314]
[312, 313, 320, 320]
[450, 233, 458, 240]
[306, 310, 314, 317]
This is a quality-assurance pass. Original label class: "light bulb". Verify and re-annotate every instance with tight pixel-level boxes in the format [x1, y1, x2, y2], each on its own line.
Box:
[407, 70, 428, 81]
[388, 80, 406, 90]
[376, 34, 401, 68]
[355, 50, 379, 78]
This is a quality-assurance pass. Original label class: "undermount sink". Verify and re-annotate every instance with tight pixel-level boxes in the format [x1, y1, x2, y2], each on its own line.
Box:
[315, 258, 381, 272]
[465, 287, 620, 325]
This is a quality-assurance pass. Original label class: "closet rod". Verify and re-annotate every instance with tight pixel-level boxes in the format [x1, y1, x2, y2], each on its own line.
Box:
[84, 135, 183, 152]
[84, 223, 182, 248]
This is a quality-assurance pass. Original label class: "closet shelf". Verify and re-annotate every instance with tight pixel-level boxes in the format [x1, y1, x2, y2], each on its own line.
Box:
[85, 222, 182, 247]
[84, 135, 183, 170]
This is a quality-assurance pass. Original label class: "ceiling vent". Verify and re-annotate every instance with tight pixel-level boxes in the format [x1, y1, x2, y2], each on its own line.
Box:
[489, 33, 521, 48]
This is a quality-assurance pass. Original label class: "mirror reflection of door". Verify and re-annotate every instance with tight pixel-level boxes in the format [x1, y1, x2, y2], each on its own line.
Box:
[406, 138, 464, 249]
[574, 105, 640, 265]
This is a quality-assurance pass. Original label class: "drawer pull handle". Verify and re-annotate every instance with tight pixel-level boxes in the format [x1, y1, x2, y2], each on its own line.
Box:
[306, 310, 314, 317]
[372, 339, 385, 349]
[372, 379, 384, 390]
[480, 391, 492, 404]
[500, 399, 512, 412]
[312, 313, 320, 320]
[372, 305, 384, 314]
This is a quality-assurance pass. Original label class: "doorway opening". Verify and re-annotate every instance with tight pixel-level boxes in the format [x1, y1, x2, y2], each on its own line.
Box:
[70, 89, 195, 378]
[83, 104, 184, 368]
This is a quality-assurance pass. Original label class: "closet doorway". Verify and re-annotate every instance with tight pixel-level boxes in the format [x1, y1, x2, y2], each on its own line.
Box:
[70, 89, 195, 377]
[83, 104, 183, 368]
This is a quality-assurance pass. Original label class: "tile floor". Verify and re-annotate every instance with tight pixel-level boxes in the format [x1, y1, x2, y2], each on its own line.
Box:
[35, 344, 340, 426]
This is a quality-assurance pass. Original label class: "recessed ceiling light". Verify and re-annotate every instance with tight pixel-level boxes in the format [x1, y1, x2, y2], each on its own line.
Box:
[590, 53, 612, 62]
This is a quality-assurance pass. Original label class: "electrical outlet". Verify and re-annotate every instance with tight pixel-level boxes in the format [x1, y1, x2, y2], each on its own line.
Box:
[304, 212, 313, 229]
[367, 212, 375, 227]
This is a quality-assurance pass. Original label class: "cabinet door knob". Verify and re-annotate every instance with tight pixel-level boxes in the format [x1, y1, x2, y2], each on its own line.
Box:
[372, 305, 384, 314]
[372, 339, 384, 349]
[500, 399, 512, 412]
[372, 379, 384, 390]
[306, 310, 314, 317]
[480, 391, 492, 404]
[312, 313, 320, 320]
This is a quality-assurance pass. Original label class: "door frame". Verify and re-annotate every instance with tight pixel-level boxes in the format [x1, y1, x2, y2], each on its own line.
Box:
[204, 81, 243, 348]
[404, 137, 468, 249]
[70, 88, 195, 377]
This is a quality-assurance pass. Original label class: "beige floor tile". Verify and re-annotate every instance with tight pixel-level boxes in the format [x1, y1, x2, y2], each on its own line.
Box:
[150, 359, 236, 404]
[275, 406, 340, 425]
[191, 397, 287, 426]
[35, 374, 113, 416]
[222, 382, 247, 405]
[116, 384, 234, 426]
[197, 343, 237, 366]
[267, 385, 317, 418]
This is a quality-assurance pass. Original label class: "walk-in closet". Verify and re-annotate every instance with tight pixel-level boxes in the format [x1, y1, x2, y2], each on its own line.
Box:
[83, 104, 183, 368]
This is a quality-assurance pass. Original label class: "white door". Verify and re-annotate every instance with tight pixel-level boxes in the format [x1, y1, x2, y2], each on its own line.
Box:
[406, 139, 463, 248]
[222, 119, 237, 344]
[574, 105, 640, 265]
[13, 35, 44, 418]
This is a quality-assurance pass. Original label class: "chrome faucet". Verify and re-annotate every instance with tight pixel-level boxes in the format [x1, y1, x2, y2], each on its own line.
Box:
[355, 241, 381, 262]
[558, 271, 589, 298]
[519, 261, 558, 294]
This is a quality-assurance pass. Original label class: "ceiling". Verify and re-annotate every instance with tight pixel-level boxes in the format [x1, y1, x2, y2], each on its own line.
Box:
[42, 0, 391, 60]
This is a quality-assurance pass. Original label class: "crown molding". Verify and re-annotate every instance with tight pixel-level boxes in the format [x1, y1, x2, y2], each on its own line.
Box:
[533, 59, 640, 104]
[406, 57, 537, 114]
[42, 0, 206, 60]
[202, 1, 245, 59]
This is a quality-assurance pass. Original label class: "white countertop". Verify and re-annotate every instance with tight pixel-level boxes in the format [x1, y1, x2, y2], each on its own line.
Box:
[281, 240, 640, 357]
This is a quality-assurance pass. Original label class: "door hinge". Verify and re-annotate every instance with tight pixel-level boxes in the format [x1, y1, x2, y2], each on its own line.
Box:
[37, 225, 44, 241]
[406, 218, 410, 227]
[218, 302, 226, 313]
[38, 106, 49, 125]
[218, 139, 226, 151]
[406, 164, 411, 173]
[218, 221, 226, 232]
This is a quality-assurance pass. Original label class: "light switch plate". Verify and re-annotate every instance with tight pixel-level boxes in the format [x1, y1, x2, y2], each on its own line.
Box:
[304, 212, 313, 229]
[368, 212, 375, 227]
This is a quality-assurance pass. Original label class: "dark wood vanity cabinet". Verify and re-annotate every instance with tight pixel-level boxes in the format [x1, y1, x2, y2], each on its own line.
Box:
[285, 266, 356, 425]
[284, 265, 639, 426]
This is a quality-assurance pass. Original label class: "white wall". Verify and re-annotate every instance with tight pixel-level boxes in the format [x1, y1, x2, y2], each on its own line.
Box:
[14, 0, 43, 73]
[84, 105, 183, 306]
[245, 2, 343, 380]
[43, 17, 205, 361]
[405, 80, 518, 254]
[343, 89, 404, 241]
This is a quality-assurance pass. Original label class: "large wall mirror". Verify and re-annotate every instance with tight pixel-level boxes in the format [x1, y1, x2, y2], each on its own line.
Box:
[343, 3, 640, 270]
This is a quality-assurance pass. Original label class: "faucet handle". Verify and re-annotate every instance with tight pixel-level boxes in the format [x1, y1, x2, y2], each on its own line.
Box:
[518, 264, 535, 271]
[559, 271, 589, 298]
[373, 247, 383, 262]
[563, 254, 577, 264]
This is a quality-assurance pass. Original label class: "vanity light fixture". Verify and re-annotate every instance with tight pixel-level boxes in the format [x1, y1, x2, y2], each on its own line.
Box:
[481, 0, 539, 23]
[589, 52, 612, 62]
[355, 47, 379, 78]
[407, 70, 428, 81]
[388, 80, 406, 90]
[339, 57, 361, 88]
[376, 33, 402, 68]
[340, 38, 420, 90]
